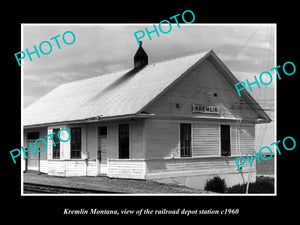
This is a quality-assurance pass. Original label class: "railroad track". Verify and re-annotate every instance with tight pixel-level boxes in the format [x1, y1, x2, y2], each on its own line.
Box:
[23, 183, 120, 194]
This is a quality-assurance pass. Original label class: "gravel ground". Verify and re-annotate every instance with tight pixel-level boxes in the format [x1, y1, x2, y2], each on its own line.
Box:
[23, 171, 207, 194]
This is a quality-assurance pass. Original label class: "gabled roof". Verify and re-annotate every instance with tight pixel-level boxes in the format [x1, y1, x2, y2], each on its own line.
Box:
[23, 50, 271, 127]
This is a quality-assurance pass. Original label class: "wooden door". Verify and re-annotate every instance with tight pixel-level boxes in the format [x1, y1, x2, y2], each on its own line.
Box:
[97, 126, 107, 174]
[26, 141, 39, 171]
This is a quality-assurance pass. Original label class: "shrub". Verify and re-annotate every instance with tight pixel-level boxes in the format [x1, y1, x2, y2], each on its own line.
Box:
[226, 176, 274, 193]
[204, 176, 227, 193]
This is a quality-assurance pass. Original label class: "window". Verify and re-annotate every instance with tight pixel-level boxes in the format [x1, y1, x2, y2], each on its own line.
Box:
[98, 126, 107, 136]
[52, 128, 60, 159]
[221, 125, 231, 156]
[27, 132, 39, 140]
[180, 123, 192, 157]
[119, 124, 129, 159]
[71, 128, 81, 159]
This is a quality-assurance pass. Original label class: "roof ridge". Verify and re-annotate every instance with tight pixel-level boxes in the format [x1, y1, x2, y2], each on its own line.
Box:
[149, 50, 211, 66]
[58, 50, 212, 87]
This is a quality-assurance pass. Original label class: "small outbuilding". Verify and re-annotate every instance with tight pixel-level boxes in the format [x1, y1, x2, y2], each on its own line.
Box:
[23, 44, 271, 189]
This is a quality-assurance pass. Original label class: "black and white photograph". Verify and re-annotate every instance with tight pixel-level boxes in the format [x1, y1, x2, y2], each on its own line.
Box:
[21, 24, 275, 195]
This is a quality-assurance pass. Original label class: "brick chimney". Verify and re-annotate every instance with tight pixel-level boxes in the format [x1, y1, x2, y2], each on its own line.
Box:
[134, 41, 148, 68]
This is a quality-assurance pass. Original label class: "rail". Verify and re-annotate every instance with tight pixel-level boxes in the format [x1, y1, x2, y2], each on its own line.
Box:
[23, 182, 121, 194]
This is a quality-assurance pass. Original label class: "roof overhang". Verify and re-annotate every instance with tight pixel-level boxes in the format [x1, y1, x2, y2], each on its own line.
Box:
[23, 113, 155, 129]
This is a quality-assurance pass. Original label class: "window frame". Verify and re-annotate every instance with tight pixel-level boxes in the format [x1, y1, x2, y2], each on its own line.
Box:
[118, 124, 130, 159]
[220, 125, 231, 156]
[70, 127, 82, 159]
[180, 123, 192, 157]
[52, 128, 60, 159]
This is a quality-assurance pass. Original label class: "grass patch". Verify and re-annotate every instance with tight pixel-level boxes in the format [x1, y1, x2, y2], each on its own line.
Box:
[226, 176, 274, 193]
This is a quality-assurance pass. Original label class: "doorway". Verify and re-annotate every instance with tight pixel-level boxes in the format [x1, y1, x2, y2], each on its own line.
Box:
[25, 141, 40, 171]
[97, 126, 108, 175]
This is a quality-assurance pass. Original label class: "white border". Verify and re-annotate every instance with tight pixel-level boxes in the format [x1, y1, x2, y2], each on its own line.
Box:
[21, 23, 277, 197]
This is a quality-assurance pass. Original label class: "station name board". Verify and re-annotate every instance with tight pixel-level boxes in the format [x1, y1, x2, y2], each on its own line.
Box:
[192, 104, 220, 114]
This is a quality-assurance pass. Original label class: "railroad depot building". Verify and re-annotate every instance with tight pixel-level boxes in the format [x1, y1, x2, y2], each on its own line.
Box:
[23, 45, 271, 189]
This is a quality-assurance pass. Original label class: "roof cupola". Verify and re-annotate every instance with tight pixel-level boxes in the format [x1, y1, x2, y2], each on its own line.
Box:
[134, 41, 148, 68]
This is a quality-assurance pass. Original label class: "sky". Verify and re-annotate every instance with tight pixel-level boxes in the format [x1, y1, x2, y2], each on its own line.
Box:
[22, 24, 276, 149]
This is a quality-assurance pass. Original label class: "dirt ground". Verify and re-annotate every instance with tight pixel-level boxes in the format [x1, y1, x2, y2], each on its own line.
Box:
[23, 171, 207, 194]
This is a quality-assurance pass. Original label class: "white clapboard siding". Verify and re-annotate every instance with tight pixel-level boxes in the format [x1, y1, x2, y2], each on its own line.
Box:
[130, 120, 144, 159]
[47, 159, 98, 177]
[65, 160, 86, 176]
[145, 120, 179, 159]
[145, 119, 255, 159]
[145, 157, 253, 179]
[86, 160, 97, 176]
[193, 123, 220, 156]
[48, 160, 65, 176]
[40, 160, 48, 173]
[145, 60, 257, 121]
[108, 159, 146, 179]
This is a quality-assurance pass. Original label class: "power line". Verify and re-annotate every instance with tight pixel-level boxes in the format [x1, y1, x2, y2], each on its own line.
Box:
[227, 26, 261, 66]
